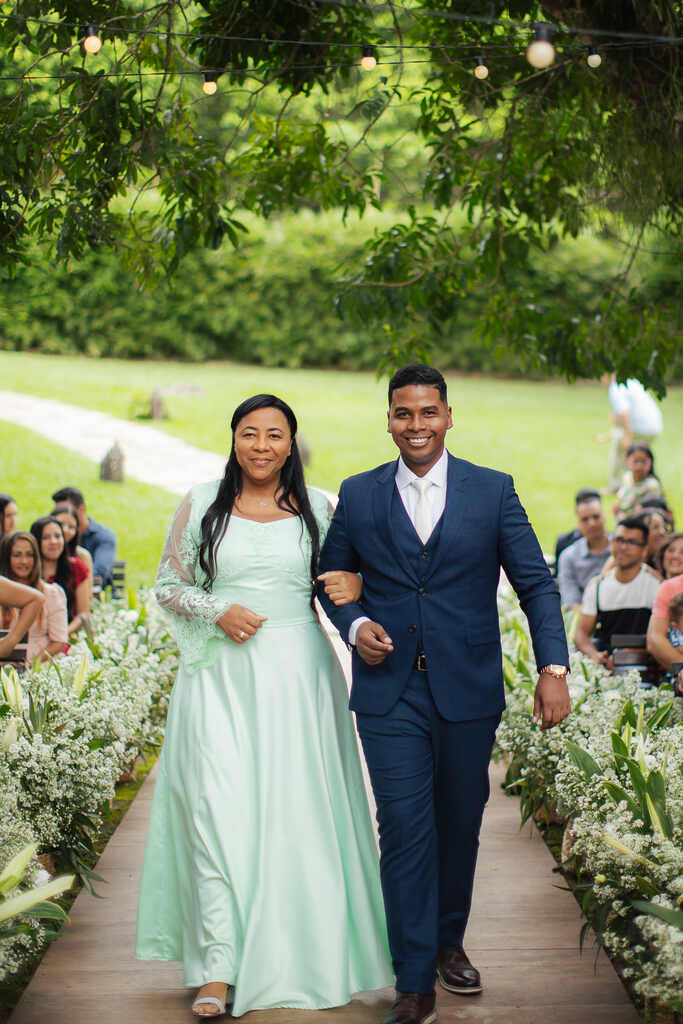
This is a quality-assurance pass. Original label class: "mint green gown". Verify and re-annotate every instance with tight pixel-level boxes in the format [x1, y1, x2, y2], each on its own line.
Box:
[135, 482, 392, 1015]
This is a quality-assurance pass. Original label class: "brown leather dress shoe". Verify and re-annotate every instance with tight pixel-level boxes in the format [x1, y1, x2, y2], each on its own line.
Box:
[381, 991, 437, 1024]
[437, 948, 482, 994]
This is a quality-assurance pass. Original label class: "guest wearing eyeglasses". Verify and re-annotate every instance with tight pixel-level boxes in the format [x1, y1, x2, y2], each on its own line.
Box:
[574, 517, 661, 670]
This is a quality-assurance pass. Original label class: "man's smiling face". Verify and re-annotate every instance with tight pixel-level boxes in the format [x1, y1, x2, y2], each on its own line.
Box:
[388, 384, 453, 476]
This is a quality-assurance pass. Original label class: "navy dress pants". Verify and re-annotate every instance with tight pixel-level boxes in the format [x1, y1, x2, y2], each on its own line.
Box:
[356, 669, 500, 993]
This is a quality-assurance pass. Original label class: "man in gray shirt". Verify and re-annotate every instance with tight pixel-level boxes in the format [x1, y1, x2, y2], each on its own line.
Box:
[558, 496, 611, 609]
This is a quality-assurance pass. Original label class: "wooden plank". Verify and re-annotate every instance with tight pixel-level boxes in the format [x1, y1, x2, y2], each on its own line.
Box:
[11, 760, 638, 1024]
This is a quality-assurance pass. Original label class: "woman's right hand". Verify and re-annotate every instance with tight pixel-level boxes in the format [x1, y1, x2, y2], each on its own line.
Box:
[217, 604, 267, 644]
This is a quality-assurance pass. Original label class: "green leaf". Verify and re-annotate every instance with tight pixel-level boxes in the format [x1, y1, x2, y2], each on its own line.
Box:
[565, 741, 601, 780]
[627, 759, 650, 825]
[646, 701, 673, 733]
[610, 732, 629, 764]
[0, 843, 39, 895]
[0, 876, 75, 922]
[619, 699, 637, 730]
[602, 781, 640, 819]
[632, 900, 683, 931]
[633, 875, 658, 897]
[645, 772, 673, 838]
[24, 900, 69, 922]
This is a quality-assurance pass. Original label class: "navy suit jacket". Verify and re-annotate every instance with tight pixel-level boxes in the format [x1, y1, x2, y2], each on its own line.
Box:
[318, 453, 569, 722]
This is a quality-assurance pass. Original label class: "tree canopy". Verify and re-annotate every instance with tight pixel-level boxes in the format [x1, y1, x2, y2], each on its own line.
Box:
[0, 2, 681, 390]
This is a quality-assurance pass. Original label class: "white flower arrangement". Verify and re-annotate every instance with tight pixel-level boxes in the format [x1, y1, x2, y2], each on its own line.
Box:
[0, 591, 178, 989]
[496, 589, 683, 1017]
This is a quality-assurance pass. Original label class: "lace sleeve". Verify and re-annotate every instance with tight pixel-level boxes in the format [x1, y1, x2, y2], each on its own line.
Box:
[154, 488, 232, 672]
[307, 486, 335, 547]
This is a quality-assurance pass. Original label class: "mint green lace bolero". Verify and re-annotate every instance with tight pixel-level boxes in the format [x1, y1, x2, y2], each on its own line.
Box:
[154, 480, 333, 672]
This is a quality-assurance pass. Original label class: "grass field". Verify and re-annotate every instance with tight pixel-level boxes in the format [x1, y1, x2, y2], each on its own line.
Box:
[1, 351, 681, 586]
[0, 421, 178, 588]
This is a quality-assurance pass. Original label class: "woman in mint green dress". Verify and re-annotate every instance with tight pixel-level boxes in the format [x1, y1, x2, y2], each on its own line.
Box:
[136, 395, 392, 1018]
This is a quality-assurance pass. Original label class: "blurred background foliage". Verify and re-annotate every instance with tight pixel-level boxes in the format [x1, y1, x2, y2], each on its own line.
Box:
[0, 1, 680, 387]
[1, 208, 682, 380]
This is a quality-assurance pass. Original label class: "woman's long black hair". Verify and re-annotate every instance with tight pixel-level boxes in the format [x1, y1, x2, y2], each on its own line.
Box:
[0, 494, 15, 539]
[198, 395, 320, 604]
[51, 502, 80, 557]
[30, 516, 75, 614]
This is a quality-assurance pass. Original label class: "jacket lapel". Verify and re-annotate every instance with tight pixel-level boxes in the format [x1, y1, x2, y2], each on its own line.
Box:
[424, 454, 469, 583]
[372, 460, 420, 584]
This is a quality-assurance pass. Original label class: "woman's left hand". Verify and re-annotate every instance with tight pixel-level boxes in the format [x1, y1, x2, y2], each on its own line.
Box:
[317, 571, 362, 606]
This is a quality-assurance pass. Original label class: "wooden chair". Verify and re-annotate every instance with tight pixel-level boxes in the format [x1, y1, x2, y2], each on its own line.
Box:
[610, 633, 660, 685]
[0, 629, 27, 669]
[112, 560, 126, 597]
[93, 561, 126, 598]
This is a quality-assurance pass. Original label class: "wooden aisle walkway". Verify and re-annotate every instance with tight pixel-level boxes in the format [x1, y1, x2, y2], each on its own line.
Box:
[11, 758, 637, 1024]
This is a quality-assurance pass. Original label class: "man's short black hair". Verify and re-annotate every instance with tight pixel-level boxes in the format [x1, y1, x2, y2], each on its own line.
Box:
[575, 488, 601, 506]
[51, 486, 85, 508]
[388, 364, 448, 405]
[616, 515, 649, 544]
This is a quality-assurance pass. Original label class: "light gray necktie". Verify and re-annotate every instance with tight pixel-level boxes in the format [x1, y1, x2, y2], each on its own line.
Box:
[410, 477, 433, 545]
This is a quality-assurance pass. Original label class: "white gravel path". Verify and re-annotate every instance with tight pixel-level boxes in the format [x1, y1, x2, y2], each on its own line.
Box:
[0, 391, 228, 496]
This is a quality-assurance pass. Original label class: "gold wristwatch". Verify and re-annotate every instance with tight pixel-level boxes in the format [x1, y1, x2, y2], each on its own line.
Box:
[538, 664, 568, 678]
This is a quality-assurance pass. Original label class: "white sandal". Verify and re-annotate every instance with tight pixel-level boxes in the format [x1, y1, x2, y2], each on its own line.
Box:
[191, 985, 233, 1018]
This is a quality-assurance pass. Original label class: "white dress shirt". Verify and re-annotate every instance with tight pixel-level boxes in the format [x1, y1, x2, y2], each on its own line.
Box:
[348, 449, 450, 644]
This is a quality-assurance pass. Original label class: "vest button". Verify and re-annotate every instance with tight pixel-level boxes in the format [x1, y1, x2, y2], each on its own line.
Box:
[408, 625, 416, 633]
[422, 550, 429, 558]
[418, 587, 425, 595]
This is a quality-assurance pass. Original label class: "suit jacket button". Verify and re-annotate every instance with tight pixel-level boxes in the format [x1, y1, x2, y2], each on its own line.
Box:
[408, 625, 416, 633]
[418, 587, 425, 595]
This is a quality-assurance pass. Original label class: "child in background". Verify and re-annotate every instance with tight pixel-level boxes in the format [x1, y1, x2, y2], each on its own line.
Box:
[668, 592, 683, 650]
[613, 443, 662, 519]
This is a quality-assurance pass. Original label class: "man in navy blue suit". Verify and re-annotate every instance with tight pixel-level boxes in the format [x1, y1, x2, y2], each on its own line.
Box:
[318, 365, 570, 1024]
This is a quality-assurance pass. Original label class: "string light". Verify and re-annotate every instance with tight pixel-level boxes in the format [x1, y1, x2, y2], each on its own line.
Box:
[526, 24, 555, 69]
[474, 55, 488, 79]
[587, 46, 602, 68]
[82, 25, 102, 55]
[202, 72, 217, 95]
[361, 45, 377, 70]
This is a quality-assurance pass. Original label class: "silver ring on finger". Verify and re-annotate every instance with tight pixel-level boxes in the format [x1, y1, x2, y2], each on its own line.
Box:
[239, 630, 246, 640]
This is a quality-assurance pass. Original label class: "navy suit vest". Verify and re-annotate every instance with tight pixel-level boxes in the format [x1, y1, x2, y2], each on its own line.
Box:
[391, 486, 444, 653]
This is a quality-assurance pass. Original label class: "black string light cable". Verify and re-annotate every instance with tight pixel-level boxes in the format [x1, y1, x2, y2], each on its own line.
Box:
[0, 3, 678, 90]
[313, 2, 683, 46]
[0, 6, 681, 49]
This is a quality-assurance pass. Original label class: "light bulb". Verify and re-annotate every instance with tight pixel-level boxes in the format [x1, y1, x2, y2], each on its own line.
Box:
[474, 56, 488, 80]
[526, 24, 555, 69]
[83, 25, 102, 55]
[202, 73, 217, 95]
[361, 46, 377, 71]
[587, 47, 602, 68]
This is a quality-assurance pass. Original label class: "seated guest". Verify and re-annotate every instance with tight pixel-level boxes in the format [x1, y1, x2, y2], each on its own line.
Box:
[638, 510, 669, 572]
[51, 487, 116, 588]
[575, 517, 660, 670]
[0, 494, 18, 540]
[0, 532, 68, 665]
[646, 532, 683, 674]
[0, 574, 44, 659]
[30, 516, 90, 636]
[668, 593, 683, 650]
[51, 502, 94, 600]
[557, 495, 611, 609]
[636, 494, 675, 529]
[613, 443, 662, 520]
[553, 488, 602, 573]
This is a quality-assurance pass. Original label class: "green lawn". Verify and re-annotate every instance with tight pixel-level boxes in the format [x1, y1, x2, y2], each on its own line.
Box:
[1, 352, 681, 582]
[0, 421, 178, 588]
